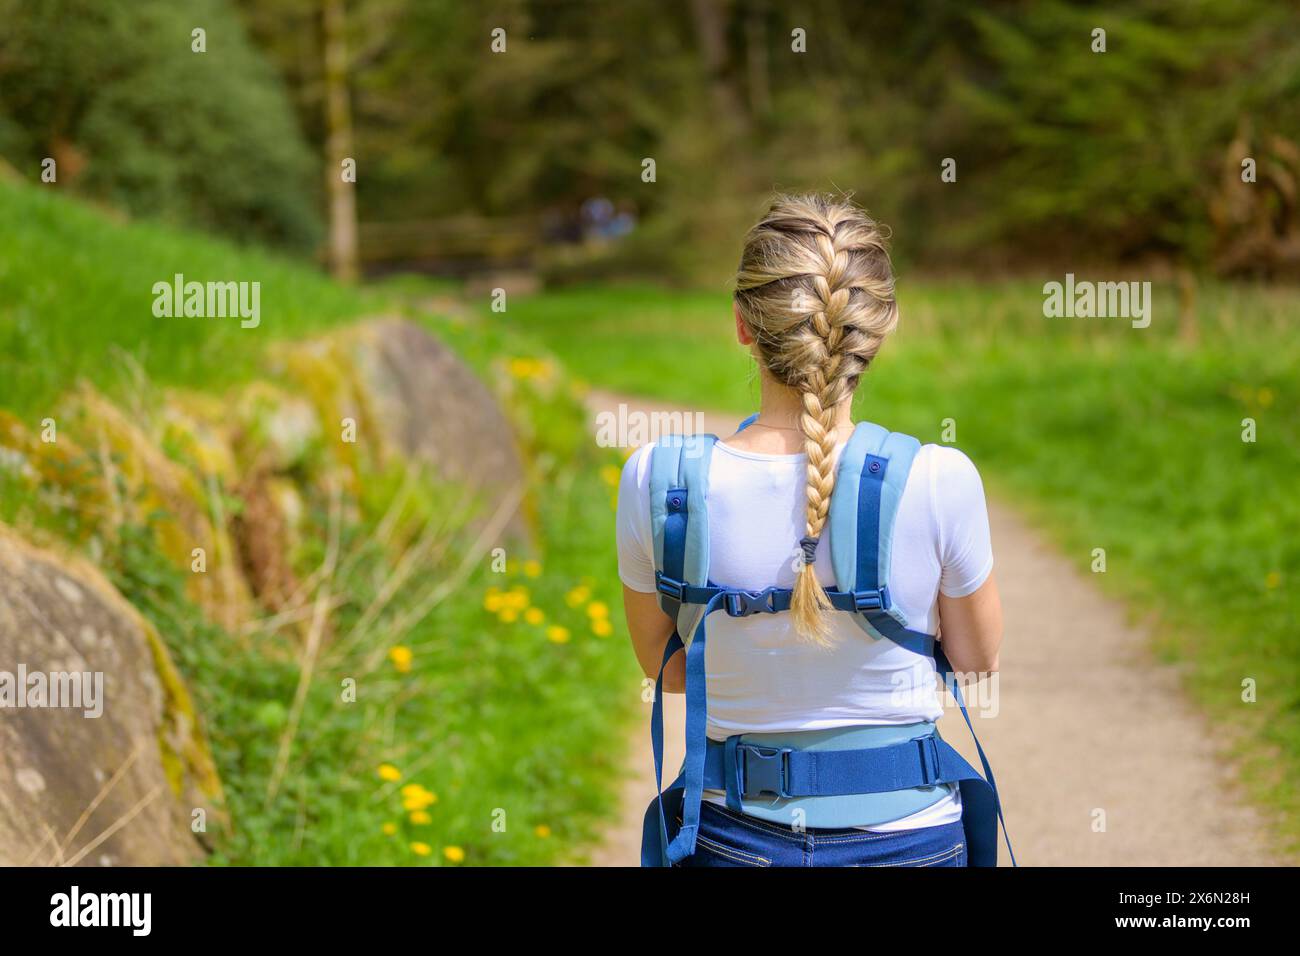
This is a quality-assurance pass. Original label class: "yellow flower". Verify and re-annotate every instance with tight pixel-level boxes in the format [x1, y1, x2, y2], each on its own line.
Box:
[382, 822, 397, 836]
[523, 559, 542, 578]
[507, 357, 548, 380]
[443, 846, 466, 863]
[377, 763, 402, 782]
[565, 585, 590, 608]
[484, 589, 505, 613]
[600, 464, 621, 488]
[546, 625, 571, 644]
[410, 842, 432, 856]
[401, 784, 439, 811]
[524, 607, 545, 625]
[499, 608, 519, 624]
[388, 645, 413, 673]
[534, 825, 552, 839]
[409, 810, 432, 825]
[1265, 571, 1282, 590]
[1258, 387, 1275, 407]
[592, 618, 612, 637]
[586, 601, 609, 620]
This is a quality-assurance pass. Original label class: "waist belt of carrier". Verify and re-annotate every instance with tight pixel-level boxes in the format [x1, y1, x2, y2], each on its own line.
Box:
[703, 731, 975, 800]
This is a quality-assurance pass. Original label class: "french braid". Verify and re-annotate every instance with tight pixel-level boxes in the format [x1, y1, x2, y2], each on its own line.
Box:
[733, 194, 899, 645]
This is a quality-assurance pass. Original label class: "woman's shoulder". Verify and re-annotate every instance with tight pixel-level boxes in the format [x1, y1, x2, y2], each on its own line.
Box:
[908, 443, 987, 528]
[618, 442, 657, 493]
[913, 442, 981, 483]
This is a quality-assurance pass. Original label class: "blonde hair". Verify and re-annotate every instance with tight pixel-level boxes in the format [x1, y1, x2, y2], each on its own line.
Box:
[733, 193, 899, 645]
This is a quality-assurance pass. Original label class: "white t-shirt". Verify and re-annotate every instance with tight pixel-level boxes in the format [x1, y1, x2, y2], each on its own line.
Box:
[616, 436, 994, 831]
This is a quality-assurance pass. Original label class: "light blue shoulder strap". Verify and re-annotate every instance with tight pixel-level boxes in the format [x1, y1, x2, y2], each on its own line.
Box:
[829, 422, 925, 641]
[649, 434, 718, 645]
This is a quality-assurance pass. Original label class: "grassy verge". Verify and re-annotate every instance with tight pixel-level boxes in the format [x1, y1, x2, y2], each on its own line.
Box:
[489, 280, 1300, 850]
[112, 356, 632, 866]
[0, 179, 637, 865]
[0, 178, 378, 419]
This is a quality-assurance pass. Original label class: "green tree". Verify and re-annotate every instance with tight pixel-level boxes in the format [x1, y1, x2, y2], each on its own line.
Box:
[0, 0, 322, 251]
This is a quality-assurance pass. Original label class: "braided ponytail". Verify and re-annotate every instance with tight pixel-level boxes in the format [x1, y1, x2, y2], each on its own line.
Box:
[734, 194, 899, 645]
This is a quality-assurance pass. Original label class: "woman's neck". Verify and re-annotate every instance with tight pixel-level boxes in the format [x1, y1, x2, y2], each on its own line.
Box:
[723, 373, 855, 453]
[755, 375, 855, 433]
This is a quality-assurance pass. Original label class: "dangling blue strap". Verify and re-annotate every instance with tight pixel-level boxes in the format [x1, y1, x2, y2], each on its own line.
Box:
[642, 631, 684, 867]
[935, 644, 1017, 866]
[736, 413, 759, 432]
[664, 591, 726, 864]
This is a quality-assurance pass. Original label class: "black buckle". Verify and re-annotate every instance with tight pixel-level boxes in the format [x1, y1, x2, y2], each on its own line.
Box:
[655, 573, 685, 602]
[738, 745, 793, 799]
[724, 587, 779, 617]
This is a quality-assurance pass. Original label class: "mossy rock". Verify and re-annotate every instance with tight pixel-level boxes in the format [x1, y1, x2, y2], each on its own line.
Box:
[0, 523, 224, 865]
[66, 387, 253, 632]
[0, 409, 107, 540]
[273, 318, 530, 539]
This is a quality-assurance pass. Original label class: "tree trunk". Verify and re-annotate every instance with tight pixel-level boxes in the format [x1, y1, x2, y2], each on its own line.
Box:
[322, 0, 358, 282]
[688, 0, 749, 136]
[745, 0, 770, 117]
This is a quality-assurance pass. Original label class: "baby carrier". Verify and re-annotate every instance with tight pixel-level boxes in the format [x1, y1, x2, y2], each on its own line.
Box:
[641, 416, 1015, 867]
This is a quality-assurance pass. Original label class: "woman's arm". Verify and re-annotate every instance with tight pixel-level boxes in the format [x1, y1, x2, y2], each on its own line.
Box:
[622, 585, 684, 693]
[936, 572, 1002, 674]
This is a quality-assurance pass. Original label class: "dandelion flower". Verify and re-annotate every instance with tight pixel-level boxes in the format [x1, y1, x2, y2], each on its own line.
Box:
[443, 846, 466, 863]
[382, 822, 397, 836]
[389, 645, 413, 673]
[534, 825, 552, 839]
[565, 585, 590, 608]
[586, 601, 609, 620]
[546, 625, 571, 644]
[524, 607, 544, 625]
[410, 842, 432, 856]
[592, 618, 612, 637]
[401, 785, 438, 811]
[523, 559, 542, 578]
[377, 764, 401, 782]
[409, 810, 432, 825]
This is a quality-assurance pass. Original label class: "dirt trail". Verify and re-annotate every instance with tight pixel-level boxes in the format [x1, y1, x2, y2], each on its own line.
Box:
[584, 391, 1279, 866]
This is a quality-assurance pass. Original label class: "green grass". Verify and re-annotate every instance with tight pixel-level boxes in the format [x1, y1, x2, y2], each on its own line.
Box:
[490, 279, 1300, 849]
[0, 177, 376, 418]
[0, 179, 638, 865]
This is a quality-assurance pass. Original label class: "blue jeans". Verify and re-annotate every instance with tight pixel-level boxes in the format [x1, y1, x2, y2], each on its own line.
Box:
[673, 801, 967, 867]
